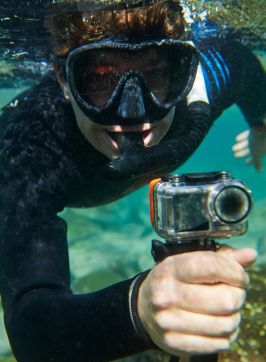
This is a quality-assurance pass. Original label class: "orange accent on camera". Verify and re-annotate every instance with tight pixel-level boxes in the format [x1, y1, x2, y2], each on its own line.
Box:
[149, 178, 161, 227]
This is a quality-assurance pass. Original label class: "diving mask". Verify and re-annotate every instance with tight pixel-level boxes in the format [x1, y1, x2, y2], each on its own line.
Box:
[58, 39, 199, 125]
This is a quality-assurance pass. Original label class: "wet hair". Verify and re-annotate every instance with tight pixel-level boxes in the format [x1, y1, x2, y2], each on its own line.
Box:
[45, 0, 185, 56]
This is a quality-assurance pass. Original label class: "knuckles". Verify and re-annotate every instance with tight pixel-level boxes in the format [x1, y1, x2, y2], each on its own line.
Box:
[219, 313, 241, 336]
[152, 311, 169, 333]
[148, 275, 180, 310]
[216, 288, 246, 314]
[146, 252, 247, 313]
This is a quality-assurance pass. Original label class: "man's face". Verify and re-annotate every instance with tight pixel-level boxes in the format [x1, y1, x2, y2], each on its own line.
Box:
[58, 45, 176, 159]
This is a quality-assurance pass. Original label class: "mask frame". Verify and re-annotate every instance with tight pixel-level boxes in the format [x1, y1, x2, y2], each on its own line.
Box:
[59, 38, 199, 125]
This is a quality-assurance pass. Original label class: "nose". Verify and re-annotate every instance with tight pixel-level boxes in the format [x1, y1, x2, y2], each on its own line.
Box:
[117, 77, 145, 120]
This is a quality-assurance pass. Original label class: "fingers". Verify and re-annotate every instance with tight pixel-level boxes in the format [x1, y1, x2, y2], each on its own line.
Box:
[138, 248, 252, 356]
[232, 130, 250, 160]
[155, 309, 241, 337]
[233, 129, 250, 157]
[162, 328, 239, 355]
[232, 139, 250, 158]
[150, 306, 241, 355]
[233, 139, 249, 152]
[235, 130, 250, 142]
[153, 282, 246, 315]
[233, 147, 250, 158]
[166, 251, 250, 287]
[233, 128, 265, 171]
[217, 246, 257, 268]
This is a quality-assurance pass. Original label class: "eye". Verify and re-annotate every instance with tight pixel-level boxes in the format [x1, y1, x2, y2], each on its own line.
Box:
[147, 69, 166, 79]
[94, 65, 116, 75]
[91, 72, 120, 90]
[79, 70, 121, 95]
[145, 68, 171, 88]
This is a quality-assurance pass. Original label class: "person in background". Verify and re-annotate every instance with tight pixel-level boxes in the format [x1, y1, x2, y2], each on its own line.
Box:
[233, 128, 266, 172]
[0, 1, 264, 361]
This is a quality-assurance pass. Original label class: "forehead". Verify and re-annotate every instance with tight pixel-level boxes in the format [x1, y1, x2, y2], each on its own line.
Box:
[46, 1, 185, 56]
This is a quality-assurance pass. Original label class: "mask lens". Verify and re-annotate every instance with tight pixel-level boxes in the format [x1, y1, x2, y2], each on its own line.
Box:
[160, 47, 195, 104]
[72, 50, 122, 107]
[69, 43, 196, 108]
[142, 46, 194, 104]
[141, 47, 172, 103]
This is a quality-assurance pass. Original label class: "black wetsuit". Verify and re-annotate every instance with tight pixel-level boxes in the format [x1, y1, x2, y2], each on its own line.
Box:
[0, 39, 265, 362]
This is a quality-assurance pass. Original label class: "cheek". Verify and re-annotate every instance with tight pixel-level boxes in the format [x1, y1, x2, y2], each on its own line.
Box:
[76, 117, 95, 144]
[160, 109, 175, 135]
[148, 110, 175, 147]
[76, 120, 101, 149]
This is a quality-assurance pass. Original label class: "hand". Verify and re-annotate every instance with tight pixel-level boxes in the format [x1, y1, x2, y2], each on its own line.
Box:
[232, 128, 266, 172]
[137, 246, 257, 356]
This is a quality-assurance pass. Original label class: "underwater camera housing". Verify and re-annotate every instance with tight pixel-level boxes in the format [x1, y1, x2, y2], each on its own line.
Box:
[150, 171, 253, 242]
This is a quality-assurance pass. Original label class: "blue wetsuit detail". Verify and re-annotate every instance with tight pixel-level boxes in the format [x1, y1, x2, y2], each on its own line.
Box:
[195, 39, 266, 125]
[215, 50, 231, 80]
[208, 50, 228, 87]
[199, 47, 233, 104]
[200, 51, 221, 99]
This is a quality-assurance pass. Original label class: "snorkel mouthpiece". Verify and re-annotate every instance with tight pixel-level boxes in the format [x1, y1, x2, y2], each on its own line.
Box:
[117, 77, 145, 120]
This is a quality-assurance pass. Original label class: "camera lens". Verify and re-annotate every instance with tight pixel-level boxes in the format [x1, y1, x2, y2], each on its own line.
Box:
[214, 186, 251, 223]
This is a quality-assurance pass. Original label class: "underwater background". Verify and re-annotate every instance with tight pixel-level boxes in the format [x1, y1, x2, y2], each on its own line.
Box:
[0, 1, 265, 361]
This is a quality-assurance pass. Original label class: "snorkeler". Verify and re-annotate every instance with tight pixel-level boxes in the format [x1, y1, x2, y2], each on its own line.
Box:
[0, 1, 264, 361]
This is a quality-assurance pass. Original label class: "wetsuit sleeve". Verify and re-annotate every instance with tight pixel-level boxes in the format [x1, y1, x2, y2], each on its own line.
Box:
[196, 39, 266, 128]
[0, 113, 151, 362]
[235, 48, 266, 129]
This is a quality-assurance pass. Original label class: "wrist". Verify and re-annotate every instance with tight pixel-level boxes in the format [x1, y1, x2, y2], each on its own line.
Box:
[128, 271, 157, 348]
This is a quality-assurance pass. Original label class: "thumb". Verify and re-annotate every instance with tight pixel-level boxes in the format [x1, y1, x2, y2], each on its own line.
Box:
[217, 245, 257, 268]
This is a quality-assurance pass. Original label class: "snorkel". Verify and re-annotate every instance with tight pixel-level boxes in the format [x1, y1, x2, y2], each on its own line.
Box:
[106, 100, 212, 180]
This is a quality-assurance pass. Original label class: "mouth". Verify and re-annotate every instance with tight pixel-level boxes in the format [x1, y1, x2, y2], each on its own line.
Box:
[103, 124, 157, 150]
[88, 110, 174, 160]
